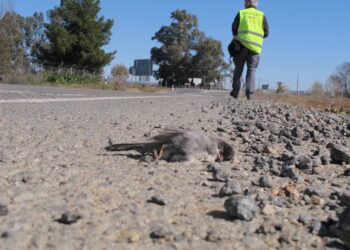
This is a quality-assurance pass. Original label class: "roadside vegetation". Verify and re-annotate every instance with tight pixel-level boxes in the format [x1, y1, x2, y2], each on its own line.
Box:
[256, 91, 350, 115]
[30, 79, 167, 93]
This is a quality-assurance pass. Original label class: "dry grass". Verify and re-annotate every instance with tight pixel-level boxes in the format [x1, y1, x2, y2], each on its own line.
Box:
[53, 81, 169, 93]
[255, 92, 350, 115]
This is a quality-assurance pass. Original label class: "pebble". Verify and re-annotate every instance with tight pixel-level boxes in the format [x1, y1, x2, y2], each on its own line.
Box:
[329, 143, 350, 164]
[127, 231, 141, 243]
[310, 221, 327, 236]
[254, 156, 270, 170]
[205, 230, 223, 243]
[213, 168, 230, 182]
[259, 175, 273, 188]
[271, 186, 281, 196]
[341, 192, 350, 206]
[0, 152, 6, 163]
[1, 232, 9, 239]
[285, 141, 294, 151]
[0, 203, 9, 216]
[255, 192, 268, 202]
[148, 195, 167, 206]
[242, 236, 268, 249]
[296, 155, 314, 174]
[269, 159, 282, 176]
[304, 186, 326, 198]
[55, 212, 82, 225]
[335, 206, 350, 247]
[321, 154, 331, 165]
[312, 156, 322, 168]
[219, 179, 242, 197]
[344, 168, 350, 176]
[262, 204, 276, 215]
[312, 165, 325, 175]
[201, 107, 209, 113]
[281, 165, 299, 180]
[207, 162, 221, 173]
[311, 195, 325, 206]
[216, 127, 226, 133]
[298, 214, 312, 225]
[150, 225, 173, 240]
[224, 196, 259, 221]
[284, 184, 300, 201]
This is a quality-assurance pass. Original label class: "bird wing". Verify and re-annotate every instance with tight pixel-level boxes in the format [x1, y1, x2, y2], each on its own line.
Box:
[151, 129, 184, 143]
[104, 129, 183, 155]
[105, 143, 146, 152]
[105, 142, 162, 153]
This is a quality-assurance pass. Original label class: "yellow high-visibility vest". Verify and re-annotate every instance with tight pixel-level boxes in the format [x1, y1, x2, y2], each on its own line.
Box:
[236, 8, 265, 54]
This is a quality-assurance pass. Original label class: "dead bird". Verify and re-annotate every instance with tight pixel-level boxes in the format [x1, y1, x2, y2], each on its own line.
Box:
[105, 129, 234, 163]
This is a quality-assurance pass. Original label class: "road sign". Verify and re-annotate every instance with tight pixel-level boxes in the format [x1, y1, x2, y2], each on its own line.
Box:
[133, 59, 153, 76]
[262, 84, 269, 90]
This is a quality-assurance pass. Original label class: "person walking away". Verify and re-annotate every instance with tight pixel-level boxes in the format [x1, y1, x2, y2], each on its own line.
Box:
[229, 0, 269, 100]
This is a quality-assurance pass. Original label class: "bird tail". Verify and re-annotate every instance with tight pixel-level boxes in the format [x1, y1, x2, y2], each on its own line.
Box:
[105, 143, 146, 152]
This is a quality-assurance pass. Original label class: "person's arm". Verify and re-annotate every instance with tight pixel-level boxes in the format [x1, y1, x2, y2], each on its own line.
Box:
[263, 15, 269, 38]
[232, 13, 240, 36]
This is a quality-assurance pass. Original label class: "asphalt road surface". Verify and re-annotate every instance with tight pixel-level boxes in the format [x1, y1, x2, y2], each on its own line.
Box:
[0, 83, 225, 103]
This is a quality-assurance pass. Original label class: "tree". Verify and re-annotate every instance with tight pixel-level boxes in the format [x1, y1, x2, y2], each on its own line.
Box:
[327, 62, 350, 98]
[276, 82, 289, 94]
[151, 10, 199, 86]
[111, 64, 128, 81]
[309, 81, 324, 96]
[25, 12, 45, 65]
[0, 0, 45, 81]
[33, 0, 115, 71]
[0, 12, 25, 75]
[0, 11, 45, 76]
[0, 0, 13, 75]
[151, 9, 225, 87]
[192, 36, 224, 84]
[0, 21, 11, 75]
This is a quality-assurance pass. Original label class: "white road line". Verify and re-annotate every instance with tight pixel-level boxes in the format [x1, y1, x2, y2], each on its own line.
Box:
[0, 94, 204, 104]
[0, 90, 84, 96]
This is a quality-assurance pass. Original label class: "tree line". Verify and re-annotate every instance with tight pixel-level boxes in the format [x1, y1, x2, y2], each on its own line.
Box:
[0, 0, 114, 79]
[310, 62, 350, 98]
[0, 0, 349, 95]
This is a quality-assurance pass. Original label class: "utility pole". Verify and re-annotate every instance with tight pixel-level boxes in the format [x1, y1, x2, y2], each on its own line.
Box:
[297, 74, 299, 95]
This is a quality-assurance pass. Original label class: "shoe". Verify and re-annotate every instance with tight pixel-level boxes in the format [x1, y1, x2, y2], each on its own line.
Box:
[229, 91, 238, 99]
[246, 91, 254, 101]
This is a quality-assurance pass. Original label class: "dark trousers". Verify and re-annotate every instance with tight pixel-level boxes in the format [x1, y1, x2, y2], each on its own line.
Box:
[231, 46, 260, 98]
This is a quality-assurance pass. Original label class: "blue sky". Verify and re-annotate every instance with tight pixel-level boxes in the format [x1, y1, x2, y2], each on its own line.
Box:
[15, 0, 350, 90]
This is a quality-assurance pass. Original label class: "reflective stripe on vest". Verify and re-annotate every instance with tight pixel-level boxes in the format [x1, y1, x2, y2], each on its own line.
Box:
[236, 8, 265, 54]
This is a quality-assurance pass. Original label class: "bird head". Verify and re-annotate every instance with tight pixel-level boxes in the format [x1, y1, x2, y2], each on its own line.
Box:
[217, 140, 235, 162]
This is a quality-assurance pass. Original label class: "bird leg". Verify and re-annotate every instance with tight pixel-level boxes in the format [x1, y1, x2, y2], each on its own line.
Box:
[216, 151, 224, 162]
[152, 144, 165, 161]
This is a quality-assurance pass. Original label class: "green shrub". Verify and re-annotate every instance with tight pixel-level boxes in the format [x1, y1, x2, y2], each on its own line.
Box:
[46, 73, 101, 84]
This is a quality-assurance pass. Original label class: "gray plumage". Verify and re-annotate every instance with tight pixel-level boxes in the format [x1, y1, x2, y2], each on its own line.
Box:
[105, 129, 234, 162]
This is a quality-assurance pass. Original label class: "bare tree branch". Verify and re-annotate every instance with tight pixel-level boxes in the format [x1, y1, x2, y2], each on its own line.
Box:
[327, 62, 350, 98]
